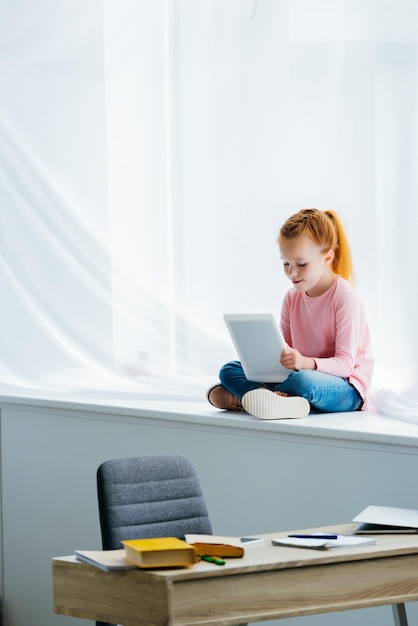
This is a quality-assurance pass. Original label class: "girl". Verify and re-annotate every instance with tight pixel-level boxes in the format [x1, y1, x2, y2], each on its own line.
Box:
[207, 208, 374, 419]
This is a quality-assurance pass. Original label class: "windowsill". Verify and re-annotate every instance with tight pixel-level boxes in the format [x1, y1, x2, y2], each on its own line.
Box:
[0, 382, 418, 451]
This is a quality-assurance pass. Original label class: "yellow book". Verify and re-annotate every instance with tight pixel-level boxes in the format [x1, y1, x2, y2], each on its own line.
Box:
[121, 537, 198, 568]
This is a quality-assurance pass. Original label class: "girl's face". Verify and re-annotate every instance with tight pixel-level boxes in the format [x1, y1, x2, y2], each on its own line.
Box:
[279, 235, 335, 297]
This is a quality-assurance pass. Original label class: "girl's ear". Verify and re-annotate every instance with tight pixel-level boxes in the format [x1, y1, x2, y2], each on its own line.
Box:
[324, 249, 335, 266]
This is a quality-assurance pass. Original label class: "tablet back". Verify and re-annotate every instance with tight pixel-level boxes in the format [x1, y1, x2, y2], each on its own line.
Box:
[223, 313, 290, 383]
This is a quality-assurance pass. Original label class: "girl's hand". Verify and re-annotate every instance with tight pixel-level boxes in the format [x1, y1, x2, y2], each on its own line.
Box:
[280, 347, 315, 371]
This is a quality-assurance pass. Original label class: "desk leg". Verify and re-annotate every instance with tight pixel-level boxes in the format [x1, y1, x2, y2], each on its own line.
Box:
[392, 603, 408, 626]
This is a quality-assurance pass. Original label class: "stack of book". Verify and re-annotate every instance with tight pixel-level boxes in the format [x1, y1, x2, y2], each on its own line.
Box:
[75, 534, 246, 571]
[76, 537, 197, 571]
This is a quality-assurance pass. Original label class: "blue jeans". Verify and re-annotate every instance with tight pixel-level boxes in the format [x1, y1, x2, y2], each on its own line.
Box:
[219, 361, 363, 413]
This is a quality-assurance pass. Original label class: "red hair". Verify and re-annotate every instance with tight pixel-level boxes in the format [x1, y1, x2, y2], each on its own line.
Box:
[278, 208, 353, 282]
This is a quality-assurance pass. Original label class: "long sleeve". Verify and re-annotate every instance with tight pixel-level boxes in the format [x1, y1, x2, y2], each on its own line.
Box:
[280, 277, 373, 402]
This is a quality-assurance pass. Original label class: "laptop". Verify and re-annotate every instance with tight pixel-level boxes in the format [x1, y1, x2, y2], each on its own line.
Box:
[352, 505, 418, 534]
[223, 313, 290, 383]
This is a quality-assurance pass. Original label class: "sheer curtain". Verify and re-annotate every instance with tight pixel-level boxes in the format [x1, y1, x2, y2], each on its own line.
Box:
[0, 0, 417, 397]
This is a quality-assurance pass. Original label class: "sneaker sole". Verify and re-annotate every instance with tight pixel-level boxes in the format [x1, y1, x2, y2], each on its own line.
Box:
[241, 388, 310, 420]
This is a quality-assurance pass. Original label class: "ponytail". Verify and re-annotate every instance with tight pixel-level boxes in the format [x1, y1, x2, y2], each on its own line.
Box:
[324, 210, 353, 282]
[278, 208, 353, 283]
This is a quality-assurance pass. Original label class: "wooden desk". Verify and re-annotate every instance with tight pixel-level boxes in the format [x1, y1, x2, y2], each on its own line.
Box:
[52, 524, 418, 626]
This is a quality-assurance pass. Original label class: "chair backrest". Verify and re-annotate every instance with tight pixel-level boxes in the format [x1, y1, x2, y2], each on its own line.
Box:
[97, 454, 213, 550]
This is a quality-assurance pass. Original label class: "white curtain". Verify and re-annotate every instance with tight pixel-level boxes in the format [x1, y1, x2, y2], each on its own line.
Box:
[0, 0, 417, 395]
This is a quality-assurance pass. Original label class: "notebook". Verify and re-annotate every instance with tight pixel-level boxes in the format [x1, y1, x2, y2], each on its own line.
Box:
[352, 505, 418, 534]
[223, 313, 290, 383]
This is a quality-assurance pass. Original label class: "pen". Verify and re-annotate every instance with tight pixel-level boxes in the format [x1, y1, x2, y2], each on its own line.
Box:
[287, 534, 338, 539]
[200, 555, 226, 566]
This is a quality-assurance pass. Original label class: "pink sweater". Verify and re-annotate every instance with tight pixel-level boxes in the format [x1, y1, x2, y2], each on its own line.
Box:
[280, 276, 374, 405]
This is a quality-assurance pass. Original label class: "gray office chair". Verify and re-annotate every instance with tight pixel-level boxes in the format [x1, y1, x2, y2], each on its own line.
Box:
[96, 454, 213, 626]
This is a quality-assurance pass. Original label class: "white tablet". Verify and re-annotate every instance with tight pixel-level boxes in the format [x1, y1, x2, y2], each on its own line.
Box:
[223, 313, 290, 383]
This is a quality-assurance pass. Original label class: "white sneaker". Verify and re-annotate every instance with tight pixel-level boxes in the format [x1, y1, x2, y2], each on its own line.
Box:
[241, 388, 310, 420]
